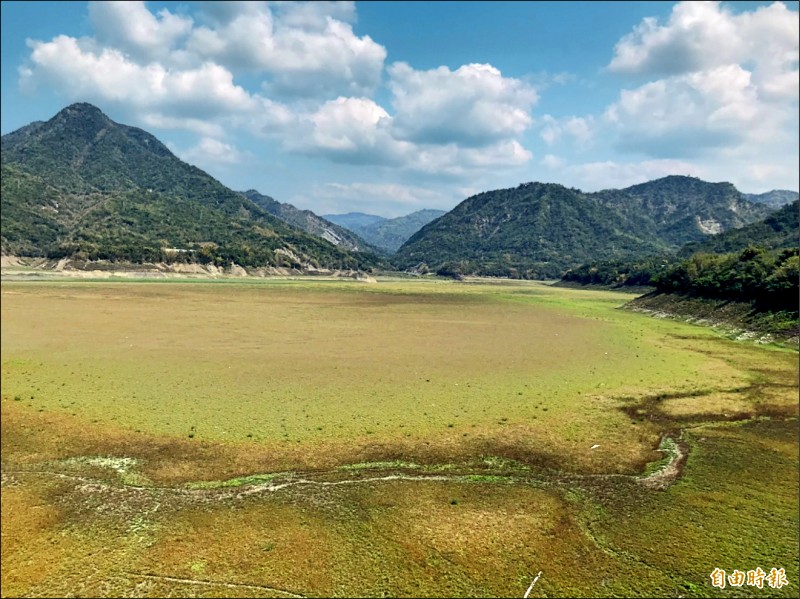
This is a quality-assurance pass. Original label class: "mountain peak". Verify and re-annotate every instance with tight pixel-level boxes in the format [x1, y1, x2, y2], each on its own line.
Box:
[60, 102, 105, 114]
[52, 102, 110, 123]
[42, 102, 117, 144]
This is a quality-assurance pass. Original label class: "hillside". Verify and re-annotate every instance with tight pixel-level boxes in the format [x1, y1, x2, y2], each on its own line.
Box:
[562, 200, 799, 288]
[395, 176, 772, 278]
[591, 175, 770, 245]
[240, 190, 379, 254]
[325, 209, 446, 253]
[395, 182, 663, 278]
[559, 201, 798, 340]
[1, 103, 378, 270]
[679, 200, 799, 257]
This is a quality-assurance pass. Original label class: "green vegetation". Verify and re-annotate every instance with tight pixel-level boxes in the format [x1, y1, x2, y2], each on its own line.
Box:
[561, 202, 798, 338]
[395, 176, 771, 278]
[679, 200, 798, 256]
[562, 245, 798, 308]
[592, 175, 769, 246]
[656, 246, 798, 310]
[1, 103, 380, 271]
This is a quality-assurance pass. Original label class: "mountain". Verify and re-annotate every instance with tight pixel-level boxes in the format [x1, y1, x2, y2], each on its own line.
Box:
[324, 212, 386, 231]
[591, 175, 770, 246]
[395, 176, 772, 279]
[395, 182, 665, 278]
[560, 202, 799, 289]
[325, 209, 446, 253]
[240, 190, 379, 254]
[1, 103, 377, 270]
[744, 190, 799, 209]
[679, 200, 799, 257]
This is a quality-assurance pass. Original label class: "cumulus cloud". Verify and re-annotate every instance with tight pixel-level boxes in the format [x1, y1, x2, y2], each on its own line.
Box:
[19, 2, 536, 179]
[605, 64, 775, 156]
[608, 1, 798, 86]
[180, 136, 248, 167]
[88, 1, 193, 64]
[288, 62, 537, 174]
[185, 1, 385, 97]
[603, 1, 798, 167]
[388, 62, 538, 147]
[25, 0, 387, 106]
[23, 35, 259, 118]
[289, 96, 404, 165]
[539, 115, 594, 148]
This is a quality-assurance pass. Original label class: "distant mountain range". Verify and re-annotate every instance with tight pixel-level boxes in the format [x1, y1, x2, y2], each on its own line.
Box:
[743, 190, 798, 209]
[2, 102, 794, 279]
[394, 176, 774, 278]
[240, 190, 378, 254]
[0, 103, 379, 270]
[325, 209, 446, 253]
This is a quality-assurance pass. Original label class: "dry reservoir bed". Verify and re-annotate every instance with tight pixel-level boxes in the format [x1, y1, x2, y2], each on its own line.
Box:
[1, 278, 797, 597]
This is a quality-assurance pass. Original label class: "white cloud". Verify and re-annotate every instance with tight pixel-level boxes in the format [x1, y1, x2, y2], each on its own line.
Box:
[304, 97, 390, 151]
[388, 62, 538, 147]
[602, 0, 798, 171]
[180, 136, 247, 167]
[550, 158, 704, 192]
[409, 140, 531, 176]
[608, 1, 798, 87]
[139, 113, 225, 138]
[541, 154, 565, 169]
[185, 2, 385, 98]
[31, 1, 386, 105]
[88, 1, 193, 64]
[23, 35, 259, 118]
[271, 1, 358, 29]
[539, 115, 594, 148]
[289, 95, 533, 175]
[18, 3, 538, 183]
[605, 64, 776, 156]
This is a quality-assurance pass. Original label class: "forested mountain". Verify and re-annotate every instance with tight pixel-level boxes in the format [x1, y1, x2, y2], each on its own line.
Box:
[240, 190, 379, 254]
[325, 209, 446, 253]
[561, 201, 799, 324]
[591, 175, 769, 245]
[0, 103, 378, 270]
[394, 177, 771, 278]
[679, 200, 798, 257]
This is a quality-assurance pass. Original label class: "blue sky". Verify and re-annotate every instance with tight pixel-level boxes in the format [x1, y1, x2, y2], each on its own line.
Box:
[2, 1, 798, 217]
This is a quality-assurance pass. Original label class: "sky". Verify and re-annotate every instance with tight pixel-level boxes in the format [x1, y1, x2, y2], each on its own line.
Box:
[1, 1, 798, 217]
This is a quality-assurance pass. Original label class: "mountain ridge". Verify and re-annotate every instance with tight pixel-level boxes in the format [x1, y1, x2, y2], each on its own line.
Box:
[395, 176, 772, 278]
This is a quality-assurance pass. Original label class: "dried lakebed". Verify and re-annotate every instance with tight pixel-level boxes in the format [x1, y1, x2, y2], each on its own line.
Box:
[2, 278, 797, 597]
